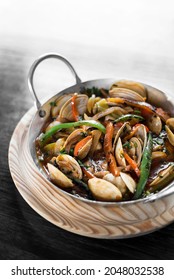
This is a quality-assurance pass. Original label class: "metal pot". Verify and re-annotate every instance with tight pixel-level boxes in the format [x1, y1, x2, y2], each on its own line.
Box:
[26, 53, 174, 238]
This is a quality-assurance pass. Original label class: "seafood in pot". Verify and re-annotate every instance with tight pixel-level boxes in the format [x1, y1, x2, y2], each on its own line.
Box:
[35, 81, 174, 202]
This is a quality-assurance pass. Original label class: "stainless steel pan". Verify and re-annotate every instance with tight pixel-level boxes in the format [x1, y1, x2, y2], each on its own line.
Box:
[25, 53, 174, 238]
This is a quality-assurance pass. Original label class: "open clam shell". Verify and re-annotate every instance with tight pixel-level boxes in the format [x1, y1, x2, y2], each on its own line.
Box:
[146, 114, 162, 135]
[59, 94, 88, 122]
[56, 154, 82, 179]
[51, 94, 73, 118]
[110, 80, 147, 98]
[47, 163, 73, 188]
[165, 125, 174, 146]
[149, 164, 174, 191]
[129, 137, 142, 166]
[109, 87, 145, 102]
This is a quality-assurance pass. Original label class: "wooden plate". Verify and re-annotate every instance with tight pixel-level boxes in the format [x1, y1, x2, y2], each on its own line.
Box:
[8, 108, 174, 238]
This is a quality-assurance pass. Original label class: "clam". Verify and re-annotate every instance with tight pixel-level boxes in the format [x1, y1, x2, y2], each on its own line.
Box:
[134, 124, 147, 153]
[166, 118, 174, 130]
[56, 154, 82, 179]
[89, 130, 102, 156]
[109, 87, 145, 102]
[44, 143, 57, 156]
[74, 136, 93, 159]
[51, 94, 73, 118]
[88, 178, 122, 201]
[87, 95, 101, 114]
[103, 173, 127, 194]
[44, 138, 66, 155]
[115, 137, 126, 167]
[59, 94, 88, 122]
[110, 80, 147, 98]
[63, 128, 85, 152]
[129, 137, 142, 166]
[113, 122, 131, 151]
[165, 118, 174, 146]
[47, 163, 73, 188]
[146, 114, 162, 135]
[92, 106, 127, 121]
[93, 98, 108, 114]
[149, 164, 174, 191]
[152, 151, 167, 160]
[165, 125, 174, 146]
[120, 172, 136, 193]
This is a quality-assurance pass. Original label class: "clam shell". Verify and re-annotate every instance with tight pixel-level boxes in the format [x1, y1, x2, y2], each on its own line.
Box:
[129, 137, 142, 166]
[88, 178, 122, 201]
[165, 125, 174, 146]
[44, 138, 66, 156]
[113, 122, 131, 152]
[56, 154, 82, 179]
[109, 87, 145, 101]
[51, 94, 73, 118]
[103, 173, 127, 194]
[87, 96, 101, 114]
[110, 80, 147, 98]
[166, 117, 174, 130]
[89, 130, 102, 156]
[92, 106, 127, 121]
[63, 128, 85, 152]
[134, 124, 147, 153]
[47, 163, 73, 188]
[75, 137, 93, 160]
[59, 94, 88, 122]
[120, 172, 136, 193]
[152, 151, 167, 160]
[149, 164, 174, 188]
[146, 114, 162, 135]
[115, 137, 126, 167]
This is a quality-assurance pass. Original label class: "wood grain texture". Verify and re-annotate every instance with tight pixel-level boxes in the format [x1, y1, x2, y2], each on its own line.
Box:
[8, 107, 174, 239]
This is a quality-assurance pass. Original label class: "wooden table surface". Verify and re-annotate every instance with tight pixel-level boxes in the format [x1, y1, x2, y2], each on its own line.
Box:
[0, 0, 174, 260]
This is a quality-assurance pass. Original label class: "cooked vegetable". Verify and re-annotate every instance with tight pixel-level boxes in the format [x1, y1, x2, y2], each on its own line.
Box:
[40, 120, 106, 144]
[104, 122, 120, 176]
[35, 80, 174, 202]
[133, 133, 153, 199]
[114, 114, 144, 123]
[71, 94, 79, 121]
[123, 151, 140, 177]
[74, 136, 92, 157]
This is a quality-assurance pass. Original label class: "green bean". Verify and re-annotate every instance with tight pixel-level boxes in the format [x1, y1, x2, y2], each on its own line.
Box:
[39, 120, 106, 144]
[114, 114, 144, 123]
[133, 132, 153, 199]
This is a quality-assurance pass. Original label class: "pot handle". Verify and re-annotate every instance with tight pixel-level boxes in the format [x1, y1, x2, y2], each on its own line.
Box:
[28, 53, 82, 110]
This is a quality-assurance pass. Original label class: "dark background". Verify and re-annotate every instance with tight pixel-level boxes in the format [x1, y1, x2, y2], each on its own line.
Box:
[0, 0, 174, 259]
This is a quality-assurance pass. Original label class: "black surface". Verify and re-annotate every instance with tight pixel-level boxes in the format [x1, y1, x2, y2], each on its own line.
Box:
[0, 47, 174, 260]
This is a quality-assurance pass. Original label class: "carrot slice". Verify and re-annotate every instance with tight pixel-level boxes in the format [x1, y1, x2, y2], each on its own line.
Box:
[82, 167, 95, 179]
[123, 151, 140, 177]
[108, 153, 120, 177]
[71, 94, 79, 121]
[74, 136, 92, 157]
[123, 125, 140, 141]
[104, 122, 113, 154]
[104, 122, 120, 176]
